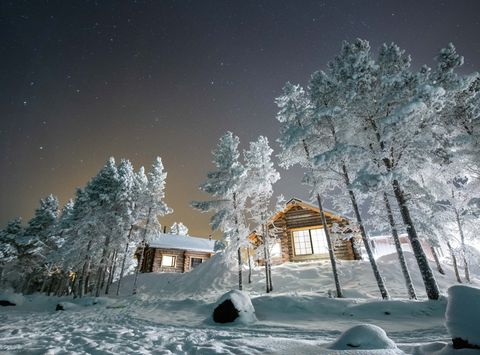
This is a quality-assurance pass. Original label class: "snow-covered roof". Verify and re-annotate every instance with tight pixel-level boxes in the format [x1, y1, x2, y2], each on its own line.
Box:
[147, 233, 215, 253]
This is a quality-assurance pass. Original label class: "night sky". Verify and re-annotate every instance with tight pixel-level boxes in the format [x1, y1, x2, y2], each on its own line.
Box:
[1, 0, 479, 236]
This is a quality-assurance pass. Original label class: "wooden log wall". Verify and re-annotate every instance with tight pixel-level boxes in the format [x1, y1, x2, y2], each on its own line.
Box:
[266, 205, 357, 263]
[142, 247, 214, 273]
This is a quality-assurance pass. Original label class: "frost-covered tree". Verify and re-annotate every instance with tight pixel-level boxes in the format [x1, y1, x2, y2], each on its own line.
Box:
[307, 46, 390, 300]
[0, 218, 22, 287]
[276, 82, 344, 298]
[429, 44, 480, 281]
[102, 159, 137, 295]
[82, 157, 123, 297]
[132, 157, 173, 294]
[244, 136, 280, 292]
[192, 132, 247, 290]
[115, 165, 149, 295]
[335, 39, 444, 300]
[169, 222, 189, 236]
[20, 194, 59, 292]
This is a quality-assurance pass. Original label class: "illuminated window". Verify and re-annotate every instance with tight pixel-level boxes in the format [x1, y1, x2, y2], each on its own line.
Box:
[292, 228, 328, 255]
[161, 255, 176, 267]
[190, 258, 203, 269]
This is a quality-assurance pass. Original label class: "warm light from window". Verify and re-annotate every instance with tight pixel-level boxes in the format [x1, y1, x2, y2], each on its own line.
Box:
[161, 255, 176, 267]
[293, 228, 328, 255]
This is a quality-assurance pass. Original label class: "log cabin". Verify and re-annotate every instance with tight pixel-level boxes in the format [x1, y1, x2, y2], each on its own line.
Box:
[250, 198, 362, 265]
[138, 233, 215, 273]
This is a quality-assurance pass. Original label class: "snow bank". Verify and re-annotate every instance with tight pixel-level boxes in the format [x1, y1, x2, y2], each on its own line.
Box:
[212, 290, 257, 324]
[412, 342, 480, 355]
[115, 249, 480, 302]
[328, 324, 398, 350]
[445, 285, 480, 348]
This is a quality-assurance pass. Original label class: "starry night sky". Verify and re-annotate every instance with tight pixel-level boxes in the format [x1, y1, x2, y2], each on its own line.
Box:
[1, 0, 479, 236]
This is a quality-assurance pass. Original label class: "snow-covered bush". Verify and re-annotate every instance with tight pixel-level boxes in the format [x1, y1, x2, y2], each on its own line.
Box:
[212, 290, 257, 324]
[328, 324, 397, 350]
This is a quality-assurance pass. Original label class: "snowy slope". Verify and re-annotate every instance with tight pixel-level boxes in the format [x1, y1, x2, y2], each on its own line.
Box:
[116, 251, 479, 301]
[1, 252, 478, 354]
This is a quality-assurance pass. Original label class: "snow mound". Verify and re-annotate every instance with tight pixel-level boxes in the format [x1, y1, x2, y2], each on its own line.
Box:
[212, 290, 256, 324]
[446, 285, 480, 348]
[0, 290, 25, 306]
[329, 324, 397, 350]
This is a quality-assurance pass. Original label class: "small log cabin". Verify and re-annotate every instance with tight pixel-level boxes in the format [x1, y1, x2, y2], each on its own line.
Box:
[139, 234, 215, 273]
[251, 198, 362, 265]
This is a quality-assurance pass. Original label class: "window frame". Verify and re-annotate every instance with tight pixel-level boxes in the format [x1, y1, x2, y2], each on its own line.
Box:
[190, 257, 203, 269]
[161, 255, 177, 267]
[292, 227, 328, 256]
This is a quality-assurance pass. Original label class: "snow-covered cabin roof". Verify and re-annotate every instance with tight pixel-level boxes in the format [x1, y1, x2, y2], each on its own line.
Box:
[147, 233, 216, 253]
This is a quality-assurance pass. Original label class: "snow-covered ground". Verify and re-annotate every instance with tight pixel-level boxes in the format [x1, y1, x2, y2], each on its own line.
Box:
[1, 252, 479, 354]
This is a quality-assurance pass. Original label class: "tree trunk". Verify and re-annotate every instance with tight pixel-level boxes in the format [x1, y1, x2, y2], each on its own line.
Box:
[383, 192, 416, 299]
[85, 271, 92, 295]
[342, 163, 390, 300]
[21, 275, 31, 294]
[430, 245, 445, 275]
[105, 250, 117, 295]
[47, 275, 56, 296]
[447, 240, 462, 283]
[316, 193, 343, 298]
[297, 117, 342, 297]
[367, 117, 439, 300]
[78, 237, 94, 298]
[40, 273, 50, 294]
[266, 226, 273, 292]
[133, 207, 152, 295]
[454, 208, 471, 283]
[247, 247, 252, 284]
[391, 179, 440, 300]
[237, 247, 243, 291]
[95, 234, 112, 297]
[232, 192, 243, 291]
[55, 275, 66, 296]
[110, 253, 118, 287]
[116, 225, 134, 296]
[262, 223, 270, 293]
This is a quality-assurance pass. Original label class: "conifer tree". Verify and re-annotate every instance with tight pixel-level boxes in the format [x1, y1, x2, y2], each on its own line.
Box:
[0, 218, 22, 287]
[132, 157, 172, 294]
[192, 132, 247, 291]
[21, 194, 59, 292]
[169, 222, 189, 235]
[244, 136, 280, 292]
